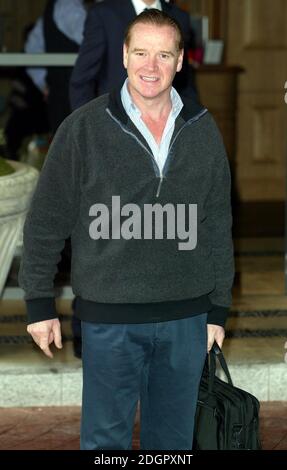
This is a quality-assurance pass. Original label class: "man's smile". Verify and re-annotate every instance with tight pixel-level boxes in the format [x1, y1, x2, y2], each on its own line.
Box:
[140, 75, 159, 82]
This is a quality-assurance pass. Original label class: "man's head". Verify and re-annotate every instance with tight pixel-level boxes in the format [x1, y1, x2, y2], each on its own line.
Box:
[124, 8, 184, 53]
[123, 9, 184, 102]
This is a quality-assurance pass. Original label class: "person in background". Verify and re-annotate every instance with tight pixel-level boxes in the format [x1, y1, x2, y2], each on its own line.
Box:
[69, 0, 198, 111]
[24, 0, 88, 133]
[4, 24, 49, 160]
[19, 10, 234, 450]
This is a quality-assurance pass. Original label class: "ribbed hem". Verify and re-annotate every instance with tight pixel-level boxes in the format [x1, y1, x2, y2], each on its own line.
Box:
[26, 298, 58, 324]
[207, 305, 229, 327]
[25, 297, 229, 326]
[74, 294, 213, 324]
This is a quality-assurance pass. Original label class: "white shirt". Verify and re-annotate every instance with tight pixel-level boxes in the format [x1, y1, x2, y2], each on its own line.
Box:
[131, 0, 162, 15]
[121, 78, 183, 174]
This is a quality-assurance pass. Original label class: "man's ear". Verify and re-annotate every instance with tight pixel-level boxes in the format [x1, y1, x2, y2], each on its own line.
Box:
[123, 43, 128, 69]
[176, 49, 184, 72]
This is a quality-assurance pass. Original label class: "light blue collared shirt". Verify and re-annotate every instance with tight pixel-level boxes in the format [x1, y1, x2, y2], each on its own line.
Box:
[121, 78, 183, 174]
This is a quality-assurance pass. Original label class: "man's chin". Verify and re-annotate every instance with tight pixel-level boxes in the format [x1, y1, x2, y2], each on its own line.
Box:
[138, 84, 163, 98]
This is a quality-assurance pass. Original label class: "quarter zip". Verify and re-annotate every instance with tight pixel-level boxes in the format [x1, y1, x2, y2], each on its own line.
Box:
[156, 176, 163, 198]
[106, 107, 160, 177]
[106, 107, 208, 198]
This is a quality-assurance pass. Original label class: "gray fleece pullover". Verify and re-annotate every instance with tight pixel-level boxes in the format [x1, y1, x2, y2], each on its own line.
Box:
[19, 90, 234, 326]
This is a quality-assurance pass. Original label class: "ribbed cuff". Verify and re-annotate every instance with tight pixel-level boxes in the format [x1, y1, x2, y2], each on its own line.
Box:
[26, 298, 58, 325]
[207, 305, 229, 327]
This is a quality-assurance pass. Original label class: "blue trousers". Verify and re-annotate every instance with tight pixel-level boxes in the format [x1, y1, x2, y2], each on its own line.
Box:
[81, 313, 207, 450]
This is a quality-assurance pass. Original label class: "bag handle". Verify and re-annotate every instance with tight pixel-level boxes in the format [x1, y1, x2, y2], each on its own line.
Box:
[207, 342, 233, 393]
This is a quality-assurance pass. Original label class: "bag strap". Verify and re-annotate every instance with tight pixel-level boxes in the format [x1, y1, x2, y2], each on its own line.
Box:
[207, 342, 234, 393]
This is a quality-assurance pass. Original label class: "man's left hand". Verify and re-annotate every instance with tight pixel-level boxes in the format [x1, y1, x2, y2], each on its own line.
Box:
[207, 324, 225, 353]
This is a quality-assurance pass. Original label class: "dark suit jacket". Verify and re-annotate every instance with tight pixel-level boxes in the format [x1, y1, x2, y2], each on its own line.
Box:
[70, 0, 197, 110]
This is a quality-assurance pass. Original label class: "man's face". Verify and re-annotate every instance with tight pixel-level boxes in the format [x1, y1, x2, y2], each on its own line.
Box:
[123, 22, 183, 102]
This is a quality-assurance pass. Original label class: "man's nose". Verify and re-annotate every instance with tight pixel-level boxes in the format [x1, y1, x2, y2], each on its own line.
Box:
[146, 55, 158, 70]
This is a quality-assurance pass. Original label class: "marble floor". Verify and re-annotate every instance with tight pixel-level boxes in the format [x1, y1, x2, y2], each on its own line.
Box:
[0, 402, 286, 450]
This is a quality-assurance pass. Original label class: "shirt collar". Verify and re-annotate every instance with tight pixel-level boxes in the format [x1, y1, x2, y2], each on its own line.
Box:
[131, 0, 162, 15]
[121, 78, 183, 118]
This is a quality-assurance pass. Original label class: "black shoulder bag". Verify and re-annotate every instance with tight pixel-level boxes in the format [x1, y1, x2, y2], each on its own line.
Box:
[193, 343, 262, 450]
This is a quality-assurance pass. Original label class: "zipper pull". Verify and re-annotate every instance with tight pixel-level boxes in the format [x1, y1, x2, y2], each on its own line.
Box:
[156, 176, 163, 198]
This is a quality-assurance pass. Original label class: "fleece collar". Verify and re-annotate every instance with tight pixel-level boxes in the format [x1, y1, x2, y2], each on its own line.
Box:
[107, 87, 206, 127]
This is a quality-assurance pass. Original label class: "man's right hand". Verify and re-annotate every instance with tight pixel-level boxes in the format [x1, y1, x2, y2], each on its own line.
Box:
[27, 318, 62, 358]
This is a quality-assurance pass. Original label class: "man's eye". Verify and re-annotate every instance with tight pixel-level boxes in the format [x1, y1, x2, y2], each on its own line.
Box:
[160, 54, 169, 59]
[135, 52, 145, 56]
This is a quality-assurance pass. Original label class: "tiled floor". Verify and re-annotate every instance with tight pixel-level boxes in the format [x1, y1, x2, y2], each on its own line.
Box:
[0, 402, 286, 450]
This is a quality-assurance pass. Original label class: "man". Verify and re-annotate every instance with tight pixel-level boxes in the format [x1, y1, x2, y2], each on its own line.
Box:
[19, 10, 234, 450]
[69, 0, 197, 110]
[69, 0, 198, 356]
